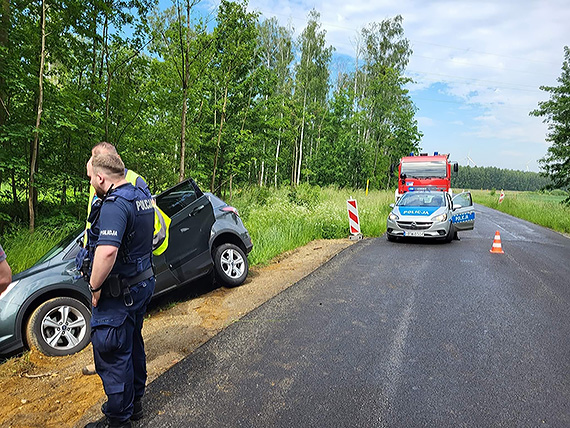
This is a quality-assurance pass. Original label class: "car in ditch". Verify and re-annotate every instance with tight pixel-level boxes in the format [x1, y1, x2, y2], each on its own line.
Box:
[0, 178, 253, 357]
[386, 190, 475, 242]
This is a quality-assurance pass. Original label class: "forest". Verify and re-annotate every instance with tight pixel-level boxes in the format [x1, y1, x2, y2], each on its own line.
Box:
[0, 0, 562, 235]
[1, 0, 423, 232]
[453, 166, 551, 192]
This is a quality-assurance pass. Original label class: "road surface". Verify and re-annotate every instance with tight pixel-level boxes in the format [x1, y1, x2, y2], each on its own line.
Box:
[137, 204, 570, 427]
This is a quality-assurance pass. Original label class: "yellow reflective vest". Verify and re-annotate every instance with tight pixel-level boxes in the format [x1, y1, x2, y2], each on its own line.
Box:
[84, 169, 170, 256]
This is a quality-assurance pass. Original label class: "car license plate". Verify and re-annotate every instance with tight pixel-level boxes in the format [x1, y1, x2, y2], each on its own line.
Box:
[405, 230, 424, 237]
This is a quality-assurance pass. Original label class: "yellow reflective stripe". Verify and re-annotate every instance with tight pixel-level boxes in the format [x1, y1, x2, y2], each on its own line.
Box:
[152, 205, 171, 256]
[125, 169, 140, 185]
[83, 186, 97, 246]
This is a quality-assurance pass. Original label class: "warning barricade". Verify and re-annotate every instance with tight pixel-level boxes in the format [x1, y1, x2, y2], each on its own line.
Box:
[347, 198, 362, 240]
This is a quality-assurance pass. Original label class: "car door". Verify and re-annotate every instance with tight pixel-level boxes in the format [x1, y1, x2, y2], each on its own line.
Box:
[451, 192, 475, 231]
[155, 179, 215, 291]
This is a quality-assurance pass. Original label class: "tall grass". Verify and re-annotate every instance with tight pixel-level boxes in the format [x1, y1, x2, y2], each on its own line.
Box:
[2, 227, 79, 274]
[232, 185, 393, 265]
[5, 186, 568, 275]
[2, 185, 393, 274]
[470, 189, 570, 234]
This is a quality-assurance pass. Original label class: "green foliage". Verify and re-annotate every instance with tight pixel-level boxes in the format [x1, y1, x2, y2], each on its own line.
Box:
[472, 189, 570, 234]
[531, 46, 570, 204]
[288, 183, 321, 207]
[2, 1, 567, 233]
[454, 165, 552, 191]
[2, 225, 79, 274]
[237, 186, 392, 265]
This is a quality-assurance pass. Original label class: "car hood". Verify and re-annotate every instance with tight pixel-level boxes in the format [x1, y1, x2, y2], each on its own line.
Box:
[395, 206, 443, 217]
[12, 259, 61, 282]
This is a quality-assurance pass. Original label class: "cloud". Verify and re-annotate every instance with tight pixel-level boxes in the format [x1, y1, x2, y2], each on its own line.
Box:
[246, 0, 570, 170]
[416, 116, 435, 127]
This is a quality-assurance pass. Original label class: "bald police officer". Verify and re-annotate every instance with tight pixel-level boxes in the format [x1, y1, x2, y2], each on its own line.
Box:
[84, 153, 155, 428]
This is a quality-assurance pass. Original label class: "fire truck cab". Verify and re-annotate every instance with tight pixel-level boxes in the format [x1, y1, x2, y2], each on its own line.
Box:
[395, 152, 458, 202]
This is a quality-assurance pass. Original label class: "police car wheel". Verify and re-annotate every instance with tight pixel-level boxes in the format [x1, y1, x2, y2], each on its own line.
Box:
[25, 297, 92, 357]
[213, 243, 248, 287]
[445, 224, 455, 243]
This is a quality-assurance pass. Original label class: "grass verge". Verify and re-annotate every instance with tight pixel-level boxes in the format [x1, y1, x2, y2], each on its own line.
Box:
[470, 189, 570, 234]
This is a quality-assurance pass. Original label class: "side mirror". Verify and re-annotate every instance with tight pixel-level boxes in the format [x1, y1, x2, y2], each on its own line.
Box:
[389, 203, 395, 208]
[453, 203, 462, 211]
[453, 163, 458, 173]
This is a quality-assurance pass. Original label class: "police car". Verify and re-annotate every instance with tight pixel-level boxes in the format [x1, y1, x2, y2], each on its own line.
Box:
[386, 190, 475, 242]
[0, 179, 253, 357]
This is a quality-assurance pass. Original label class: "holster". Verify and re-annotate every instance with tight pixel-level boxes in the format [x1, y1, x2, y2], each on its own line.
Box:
[103, 274, 123, 298]
[100, 267, 154, 300]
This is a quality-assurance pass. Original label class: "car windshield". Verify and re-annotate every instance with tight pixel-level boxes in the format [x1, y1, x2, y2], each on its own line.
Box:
[401, 160, 446, 178]
[35, 227, 84, 265]
[398, 193, 445, 207]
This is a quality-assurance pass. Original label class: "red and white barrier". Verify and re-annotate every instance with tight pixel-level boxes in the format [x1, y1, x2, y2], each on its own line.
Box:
[347, 198, 362, 239]
[498, 190, 505, 204]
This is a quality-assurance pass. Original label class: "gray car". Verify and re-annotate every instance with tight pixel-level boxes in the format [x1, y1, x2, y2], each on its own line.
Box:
[0, 178, 252, 357]
[386, 191, 475, 242]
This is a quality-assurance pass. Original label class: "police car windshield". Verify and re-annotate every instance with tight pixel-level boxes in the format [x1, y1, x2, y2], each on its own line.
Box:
[398, 193, 445, 208]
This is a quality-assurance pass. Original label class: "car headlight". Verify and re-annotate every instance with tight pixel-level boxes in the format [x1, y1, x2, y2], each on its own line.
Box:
[431, 213, 447, 222]
[388, 212, 399, 221]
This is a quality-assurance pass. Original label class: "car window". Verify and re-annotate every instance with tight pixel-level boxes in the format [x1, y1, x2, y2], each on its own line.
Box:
[35, 227, 84, 265]
[453, 192, 473, 207]
[398, 193, 445, 207]
[156, 180, 199, 217]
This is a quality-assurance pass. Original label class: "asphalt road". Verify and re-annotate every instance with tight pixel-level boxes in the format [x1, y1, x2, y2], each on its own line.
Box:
[137, 204, 570, 428]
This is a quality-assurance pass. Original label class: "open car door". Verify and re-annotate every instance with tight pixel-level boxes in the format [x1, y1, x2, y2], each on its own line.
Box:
[154, 179, 215, 293]
[451, 192, 475, 231]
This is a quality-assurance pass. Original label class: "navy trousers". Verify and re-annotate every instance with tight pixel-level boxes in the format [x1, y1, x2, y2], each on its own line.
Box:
[91, 277, 155, 422]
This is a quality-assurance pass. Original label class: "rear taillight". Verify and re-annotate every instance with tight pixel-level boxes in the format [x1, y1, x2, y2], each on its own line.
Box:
[222, 206, 239, 216]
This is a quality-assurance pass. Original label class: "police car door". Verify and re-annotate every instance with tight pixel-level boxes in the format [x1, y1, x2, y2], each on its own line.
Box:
[451, 192, 475, 231]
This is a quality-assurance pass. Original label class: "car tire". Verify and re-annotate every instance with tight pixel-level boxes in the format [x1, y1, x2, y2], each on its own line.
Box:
[213, 243, 248, 287]
[445, 224, 455, 243]
[25, 297, 92, 357]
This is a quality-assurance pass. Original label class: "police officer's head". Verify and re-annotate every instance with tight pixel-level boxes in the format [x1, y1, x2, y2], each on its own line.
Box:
[90, 153, 126, 198]
[87, 142, 119, 179]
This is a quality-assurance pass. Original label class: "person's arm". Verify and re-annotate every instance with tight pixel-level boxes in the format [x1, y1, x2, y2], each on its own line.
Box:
[89, 245, 118, 307]
[0, 259, 12, 294]
[89, 197, 127, 307]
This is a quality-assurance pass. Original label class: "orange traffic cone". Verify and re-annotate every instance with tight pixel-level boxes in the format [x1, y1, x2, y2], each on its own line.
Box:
[490, 231, 504, 254]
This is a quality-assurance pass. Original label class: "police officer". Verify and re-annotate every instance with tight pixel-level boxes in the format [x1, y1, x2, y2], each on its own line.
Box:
[82, 142, 169, 377]
[84, 152, 155, 428]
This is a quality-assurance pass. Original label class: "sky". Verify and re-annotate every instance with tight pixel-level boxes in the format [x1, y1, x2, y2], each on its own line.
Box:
[163, 0, 570, 172]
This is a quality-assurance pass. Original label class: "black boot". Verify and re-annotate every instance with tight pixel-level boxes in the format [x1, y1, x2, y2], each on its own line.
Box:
[84, 417, 131, 428]
[131, 399, 144, 421]
[101, 399, 143, 421]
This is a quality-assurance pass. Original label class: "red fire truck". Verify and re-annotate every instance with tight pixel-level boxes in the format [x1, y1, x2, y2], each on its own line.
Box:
[395, 152, 458, 201]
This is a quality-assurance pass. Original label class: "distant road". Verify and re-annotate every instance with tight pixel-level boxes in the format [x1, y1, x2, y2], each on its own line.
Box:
[138, 204, 570, 427]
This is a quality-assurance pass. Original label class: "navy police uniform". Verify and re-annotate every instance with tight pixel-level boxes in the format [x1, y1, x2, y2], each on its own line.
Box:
[89, 182, 155, 425]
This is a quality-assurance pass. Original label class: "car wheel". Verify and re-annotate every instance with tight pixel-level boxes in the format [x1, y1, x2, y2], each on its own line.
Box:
[445, 224, 455, 243]
[26, 297, 91, 357]
[213, 243, 248, 287]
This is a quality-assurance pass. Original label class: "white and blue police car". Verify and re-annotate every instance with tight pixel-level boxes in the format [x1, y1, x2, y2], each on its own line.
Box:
[386, 190, 475, 242]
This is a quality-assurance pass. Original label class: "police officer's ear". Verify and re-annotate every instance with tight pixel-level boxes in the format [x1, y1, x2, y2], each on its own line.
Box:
[86, 157, 93, 179]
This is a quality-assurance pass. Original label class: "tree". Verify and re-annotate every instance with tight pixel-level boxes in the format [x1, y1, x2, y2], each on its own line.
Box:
[293, 10, 333, 185]
[209, 0, 259, 193]
[531, 45, 570, 203]
[29, 0, 47, 232]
